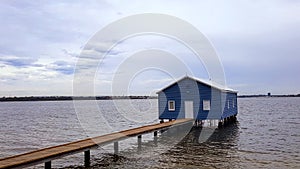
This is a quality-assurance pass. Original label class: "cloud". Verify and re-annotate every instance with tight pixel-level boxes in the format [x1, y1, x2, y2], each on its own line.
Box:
[0, 54, 75, 75]
[0, 55, 37, 67]
[47, 61, 75, 75]
[61, 49, 78, 58]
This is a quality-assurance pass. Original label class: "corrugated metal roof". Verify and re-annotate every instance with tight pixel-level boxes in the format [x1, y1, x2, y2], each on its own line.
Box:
[156, 75, 238, 94]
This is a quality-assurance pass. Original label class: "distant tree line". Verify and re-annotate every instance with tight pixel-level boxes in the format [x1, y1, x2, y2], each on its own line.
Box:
[0, 96, 158, 102]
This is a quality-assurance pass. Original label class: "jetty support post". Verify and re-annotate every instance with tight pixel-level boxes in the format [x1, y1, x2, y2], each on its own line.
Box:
[114, 141, 119, 154]
[45, 161, 51, 169]
[84, 150, 90, 167]
[154, 131, 158, 145]
[137, 135, 142, 151]
[218, 119, 224, 128]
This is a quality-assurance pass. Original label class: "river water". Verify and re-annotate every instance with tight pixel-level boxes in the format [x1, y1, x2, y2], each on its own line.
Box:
[0, 97, 299, 168]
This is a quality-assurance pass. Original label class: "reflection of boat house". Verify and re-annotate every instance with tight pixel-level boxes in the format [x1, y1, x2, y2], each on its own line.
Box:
[157, 76, 238, 126]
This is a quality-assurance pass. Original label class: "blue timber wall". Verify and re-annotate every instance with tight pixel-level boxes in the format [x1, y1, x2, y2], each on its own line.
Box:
[158, 77, 237, 120]
[221, 91, 238, 119]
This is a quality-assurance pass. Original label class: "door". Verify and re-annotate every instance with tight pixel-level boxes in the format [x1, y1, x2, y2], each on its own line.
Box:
[184, 101, 194, 119]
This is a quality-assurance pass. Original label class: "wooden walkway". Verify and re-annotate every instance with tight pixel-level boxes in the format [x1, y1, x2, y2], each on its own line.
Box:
[0, 119, 193, 169]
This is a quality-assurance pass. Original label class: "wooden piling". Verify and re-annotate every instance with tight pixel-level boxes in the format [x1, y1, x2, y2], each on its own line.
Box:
[114, 142, 119, 154]
[154, 131, 158, 137]
[45, 161, 51, 169]
[154, 131, 158, 145]
[137, 135, 142, 151]
[84, 150, 90, 167]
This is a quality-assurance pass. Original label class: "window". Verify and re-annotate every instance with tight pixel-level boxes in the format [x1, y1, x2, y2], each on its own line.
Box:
[168, 100, 175, 111]
[203, 100, 210, 111]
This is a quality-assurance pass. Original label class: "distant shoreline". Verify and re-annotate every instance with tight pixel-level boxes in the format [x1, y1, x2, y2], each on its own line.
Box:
[0, 96, 158, 102]
[237, 94, 300, 98]
[0, 94, 300, 102]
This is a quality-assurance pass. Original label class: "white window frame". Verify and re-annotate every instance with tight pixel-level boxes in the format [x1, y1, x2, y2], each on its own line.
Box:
[232, 99, 235, 108]
[168, 100, 175, 111]
[203, 100, 211, 111]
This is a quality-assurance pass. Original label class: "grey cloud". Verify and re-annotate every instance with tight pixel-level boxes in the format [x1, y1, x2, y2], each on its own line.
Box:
[46, 61, 75, 75]
[61, 49, 78, 58]
[0, 55, 37, 67]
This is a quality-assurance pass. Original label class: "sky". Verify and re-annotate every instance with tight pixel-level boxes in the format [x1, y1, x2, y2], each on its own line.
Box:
[0, 0, 299, 96]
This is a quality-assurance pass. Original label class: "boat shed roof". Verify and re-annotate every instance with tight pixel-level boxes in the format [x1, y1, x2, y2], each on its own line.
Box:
[156, 75, 238, 94]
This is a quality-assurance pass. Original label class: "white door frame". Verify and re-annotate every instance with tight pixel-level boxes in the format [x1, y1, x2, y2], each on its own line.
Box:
[184, 101, 194, 119]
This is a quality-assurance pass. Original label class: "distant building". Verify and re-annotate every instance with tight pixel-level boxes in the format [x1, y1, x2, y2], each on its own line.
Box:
[157, 76, 238, 126]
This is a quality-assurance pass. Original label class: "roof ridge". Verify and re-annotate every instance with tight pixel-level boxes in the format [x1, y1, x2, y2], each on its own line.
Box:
[156, 75, 238, 94]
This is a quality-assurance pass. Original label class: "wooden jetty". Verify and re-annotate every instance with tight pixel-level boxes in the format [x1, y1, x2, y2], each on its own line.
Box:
[0, 119, 193, 169]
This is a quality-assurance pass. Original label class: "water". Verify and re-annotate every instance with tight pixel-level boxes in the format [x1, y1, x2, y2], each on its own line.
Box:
[0, 98, 299, 168]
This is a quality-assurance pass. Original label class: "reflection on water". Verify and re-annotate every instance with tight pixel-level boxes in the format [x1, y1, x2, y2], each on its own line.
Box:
[157, 123, 240, 169]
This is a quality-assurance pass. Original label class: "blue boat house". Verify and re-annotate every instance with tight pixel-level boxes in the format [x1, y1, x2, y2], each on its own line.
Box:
[157, 76, 238, 127]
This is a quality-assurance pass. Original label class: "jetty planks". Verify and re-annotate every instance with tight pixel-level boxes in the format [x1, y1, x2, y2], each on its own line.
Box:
[0, 118, 192, 169]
